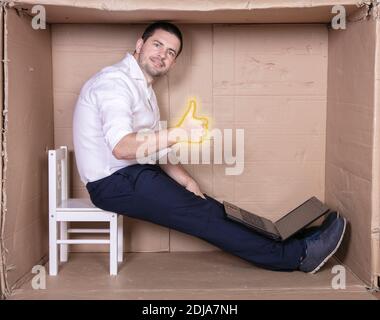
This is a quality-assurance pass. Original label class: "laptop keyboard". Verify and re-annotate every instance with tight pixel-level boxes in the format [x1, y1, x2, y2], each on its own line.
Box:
[241, 211, 266, 229]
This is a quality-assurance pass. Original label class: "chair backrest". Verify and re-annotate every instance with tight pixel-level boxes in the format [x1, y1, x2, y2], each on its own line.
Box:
[48, 146, 69, 212]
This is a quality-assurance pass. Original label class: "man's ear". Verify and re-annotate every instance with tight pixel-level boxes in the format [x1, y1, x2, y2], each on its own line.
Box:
[135, 38, 144, 54]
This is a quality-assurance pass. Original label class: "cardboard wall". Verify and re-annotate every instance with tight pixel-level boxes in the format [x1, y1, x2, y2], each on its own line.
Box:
[3, 10, 54, 286]
[12, 0, 360, 24]
[373, 18, 380, 282]
[325, 18, 377, 286]
[3, 1, 378, 290]
[52, 23, 328, 252]
[0, 6, 8, 298]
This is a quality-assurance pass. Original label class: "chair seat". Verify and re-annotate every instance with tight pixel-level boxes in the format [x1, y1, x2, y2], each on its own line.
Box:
[57, 198, 103, 212]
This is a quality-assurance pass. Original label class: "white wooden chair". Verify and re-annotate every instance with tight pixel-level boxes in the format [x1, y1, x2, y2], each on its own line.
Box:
[48, 146, 123, 276]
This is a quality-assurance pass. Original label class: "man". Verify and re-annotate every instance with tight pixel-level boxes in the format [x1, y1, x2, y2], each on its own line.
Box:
[73, 21, 346, 273]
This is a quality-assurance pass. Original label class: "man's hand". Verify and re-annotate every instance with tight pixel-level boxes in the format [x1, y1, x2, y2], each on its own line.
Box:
[185, 179, 206, 199]
[160, 163, 206, 200]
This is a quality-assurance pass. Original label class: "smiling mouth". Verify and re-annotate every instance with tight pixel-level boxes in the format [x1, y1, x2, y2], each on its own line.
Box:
[150, 58, 164, 68]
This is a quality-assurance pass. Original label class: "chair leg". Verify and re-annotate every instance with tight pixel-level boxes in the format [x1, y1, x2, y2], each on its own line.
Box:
[60, 221, 68, 262]
[117, 215, 123, 262]
[110, 214, 118, 275]
[49, 216, 58, 276]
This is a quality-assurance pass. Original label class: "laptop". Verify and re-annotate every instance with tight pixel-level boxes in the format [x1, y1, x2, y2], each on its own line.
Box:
[223, 196, 330, 241]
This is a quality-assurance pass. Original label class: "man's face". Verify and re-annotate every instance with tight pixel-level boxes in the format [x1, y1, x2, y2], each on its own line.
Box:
[135, 29, 181, 79]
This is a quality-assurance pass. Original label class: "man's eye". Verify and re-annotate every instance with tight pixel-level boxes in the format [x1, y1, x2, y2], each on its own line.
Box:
[154, 43, 160, 47]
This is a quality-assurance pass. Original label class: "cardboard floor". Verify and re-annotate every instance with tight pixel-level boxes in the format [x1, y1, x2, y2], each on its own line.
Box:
[9, 252, 377, 300]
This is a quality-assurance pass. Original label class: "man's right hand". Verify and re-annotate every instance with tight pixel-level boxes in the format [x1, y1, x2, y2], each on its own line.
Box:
[114, 99, 209, 160]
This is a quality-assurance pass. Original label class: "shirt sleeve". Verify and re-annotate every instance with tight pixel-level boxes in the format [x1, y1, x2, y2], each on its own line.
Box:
[89, 76, 137, 152]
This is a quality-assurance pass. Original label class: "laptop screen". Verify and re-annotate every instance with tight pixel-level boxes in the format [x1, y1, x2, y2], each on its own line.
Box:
[274, 197, 330, 240]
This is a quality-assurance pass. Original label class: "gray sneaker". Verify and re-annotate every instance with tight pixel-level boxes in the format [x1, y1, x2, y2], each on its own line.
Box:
[299, 216, 347, 274]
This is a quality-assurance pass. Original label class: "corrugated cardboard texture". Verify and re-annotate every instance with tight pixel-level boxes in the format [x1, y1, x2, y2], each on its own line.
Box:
[326, 18, 377, 286]
[52, 24, 328, 252]
[3, 9, 54, 287]
[373, 18, 380, 282]
[0, 5, 9, 299]
[211, 24, 328, 218]
[8, 252, 376, 300]
[14, 0, 361, 9]
[12, 0, 360, 23]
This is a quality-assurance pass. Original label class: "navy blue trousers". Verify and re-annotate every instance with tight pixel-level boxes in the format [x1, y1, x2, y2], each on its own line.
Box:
[86, 164, 305, 271]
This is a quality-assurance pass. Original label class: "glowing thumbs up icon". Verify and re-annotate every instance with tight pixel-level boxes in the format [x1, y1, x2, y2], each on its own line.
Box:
[176, 99, 209, 143]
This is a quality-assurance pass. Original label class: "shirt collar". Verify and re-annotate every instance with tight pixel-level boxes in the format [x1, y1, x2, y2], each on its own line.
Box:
[123, 53, 151, 86]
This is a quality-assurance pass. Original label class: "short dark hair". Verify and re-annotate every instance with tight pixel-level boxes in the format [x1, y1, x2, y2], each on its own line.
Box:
[141, 21, 183, 57]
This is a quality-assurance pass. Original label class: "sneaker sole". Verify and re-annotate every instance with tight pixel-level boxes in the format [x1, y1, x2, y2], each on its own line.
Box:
[308, 217, 347, 274]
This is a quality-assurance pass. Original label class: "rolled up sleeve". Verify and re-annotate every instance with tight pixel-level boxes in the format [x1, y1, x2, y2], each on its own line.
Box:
[89, 77, 136, 151]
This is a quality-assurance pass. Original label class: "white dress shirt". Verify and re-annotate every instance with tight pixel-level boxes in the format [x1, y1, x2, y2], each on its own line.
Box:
[73, 53, 162, 184]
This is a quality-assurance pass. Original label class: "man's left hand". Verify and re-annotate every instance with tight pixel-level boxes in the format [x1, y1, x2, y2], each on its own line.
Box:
[185, 179, 206, 199]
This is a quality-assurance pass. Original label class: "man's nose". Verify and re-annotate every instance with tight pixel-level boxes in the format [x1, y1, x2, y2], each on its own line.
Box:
[157, 48, 167, 60]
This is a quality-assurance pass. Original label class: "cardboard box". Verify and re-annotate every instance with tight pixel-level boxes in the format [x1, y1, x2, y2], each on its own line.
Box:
[0, 0, 379, 293]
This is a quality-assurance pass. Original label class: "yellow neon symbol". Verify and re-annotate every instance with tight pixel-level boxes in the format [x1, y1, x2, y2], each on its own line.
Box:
[176, 98, 209, 143]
